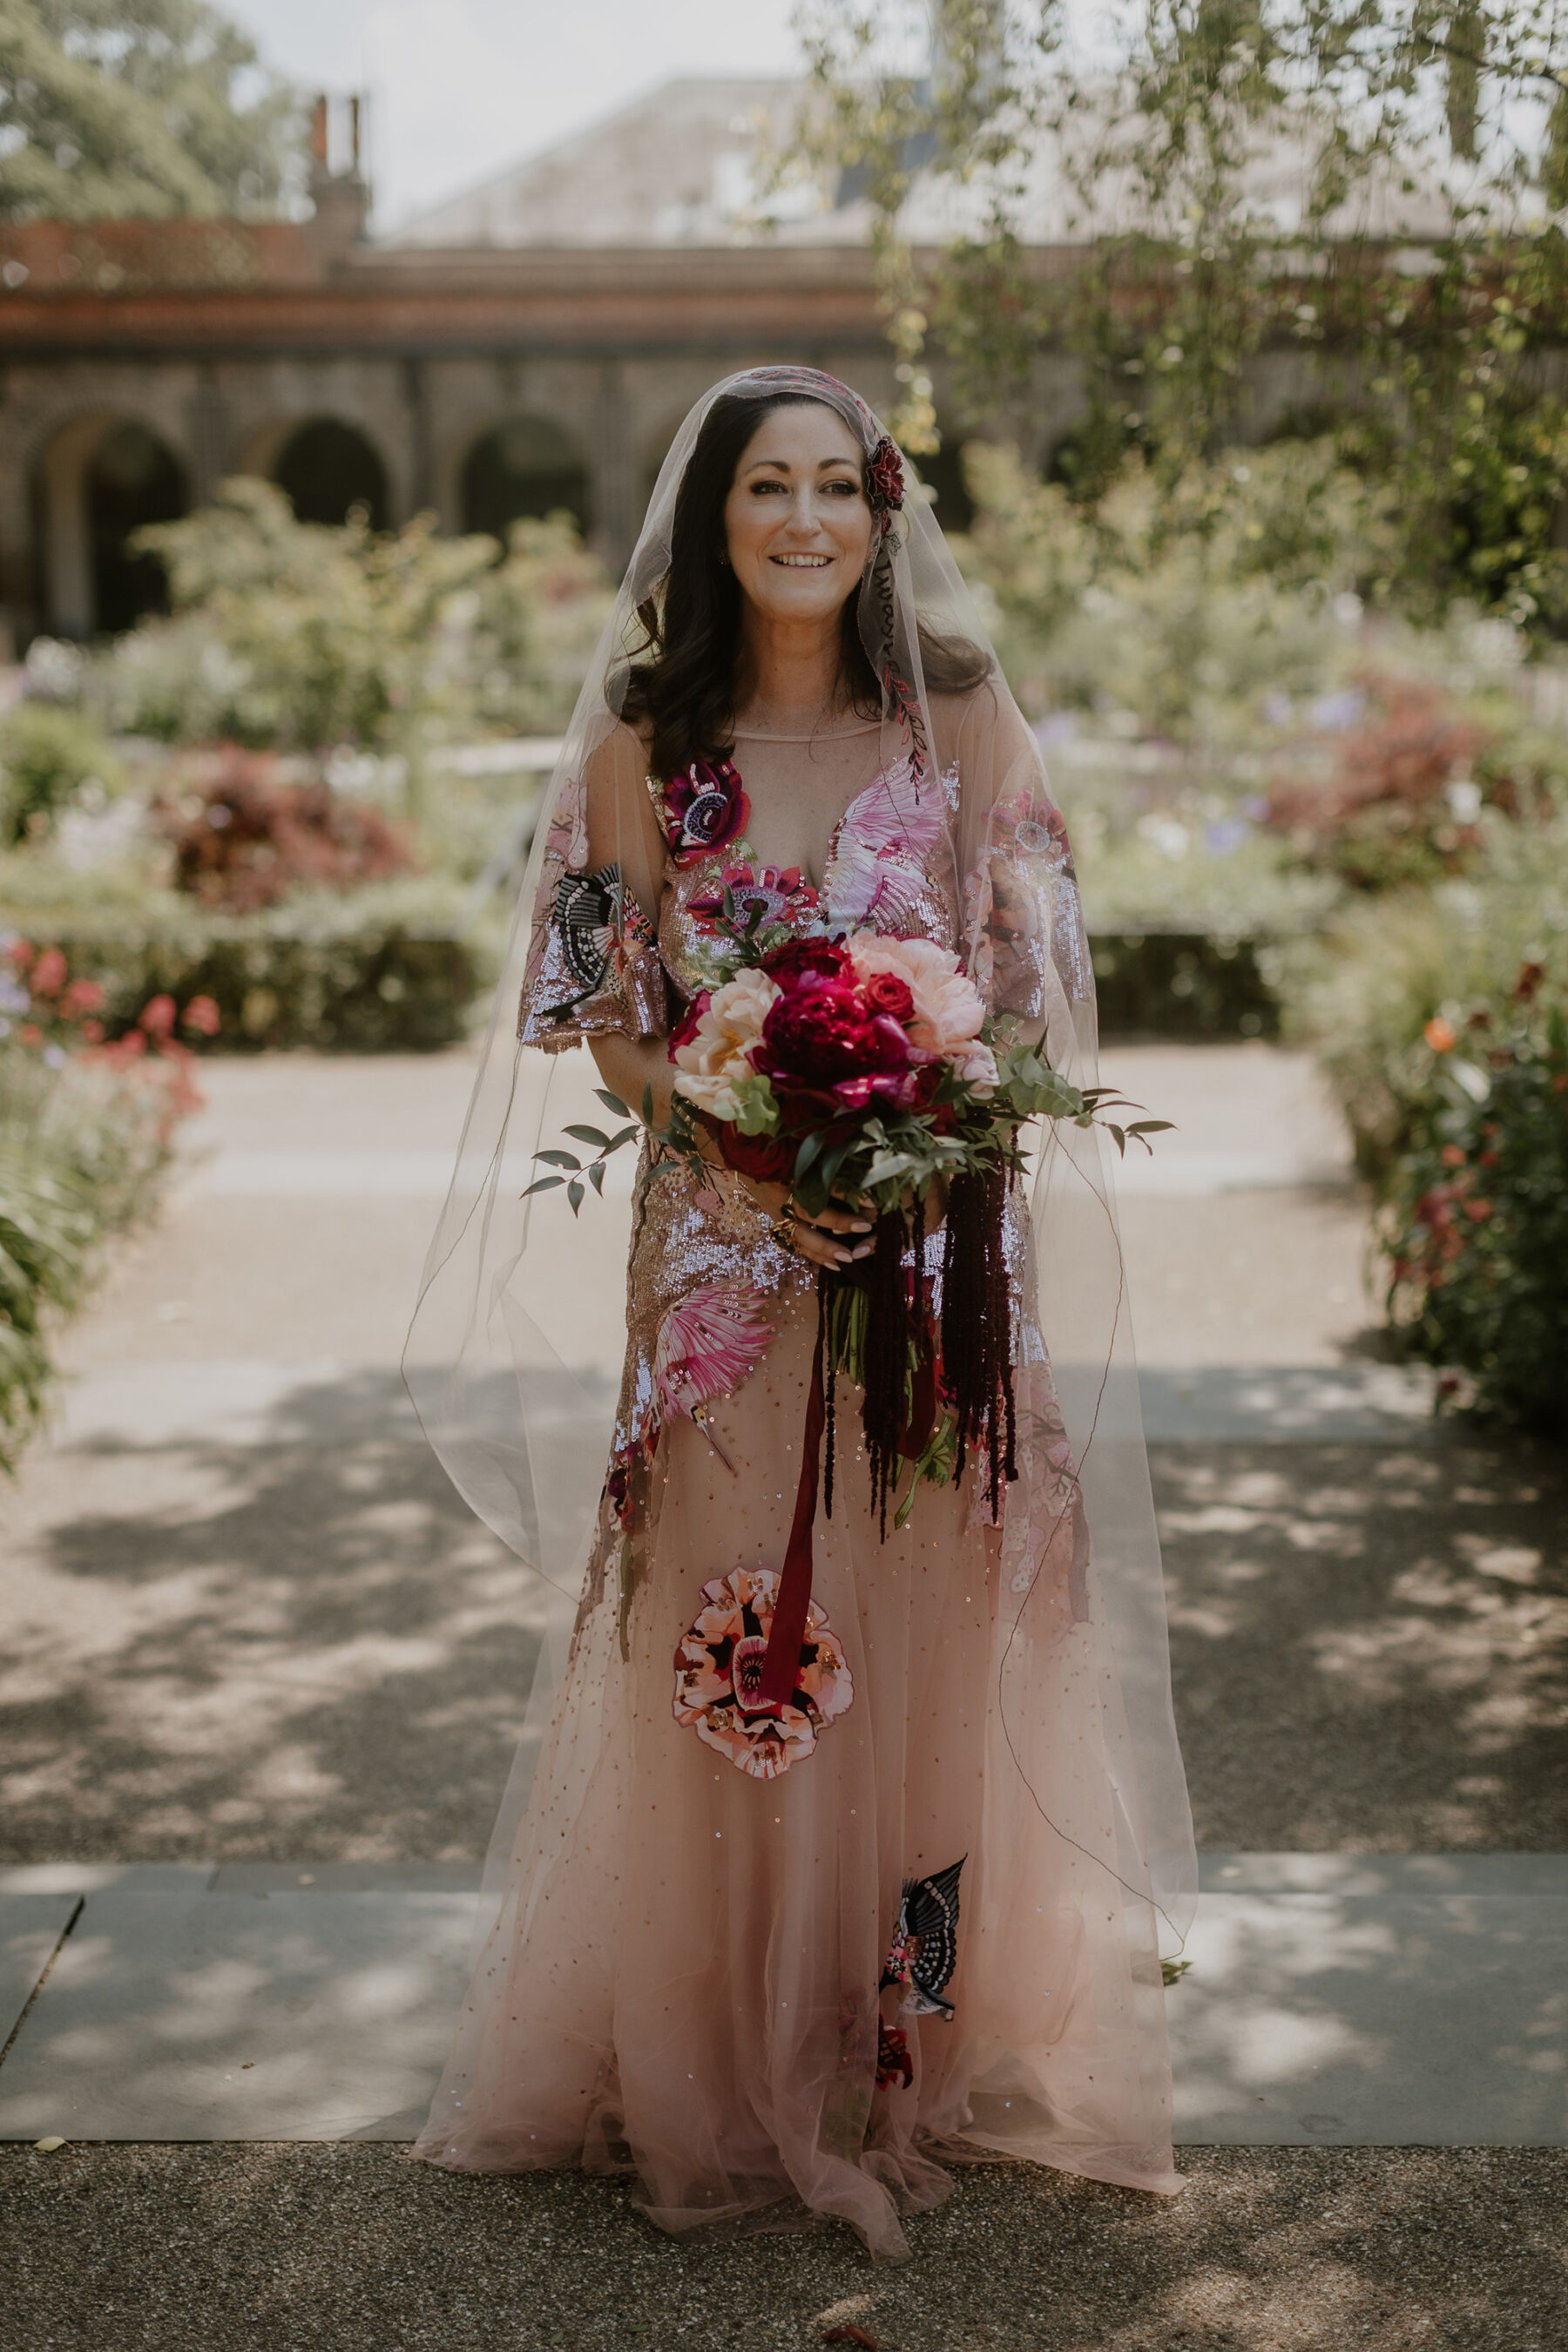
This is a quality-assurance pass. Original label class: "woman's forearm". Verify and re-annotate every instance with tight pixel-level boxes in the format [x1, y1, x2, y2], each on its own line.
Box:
[590, 1033, 679, 1129]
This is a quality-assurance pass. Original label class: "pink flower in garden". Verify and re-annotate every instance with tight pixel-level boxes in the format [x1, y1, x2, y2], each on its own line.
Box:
[654, 1283, 773, 1421]
[59, 977, 105, 1017]
[1424, 1017, 1457, 1052]
[30, 947, 66, 997]
[181, 996, 221, 1037]
[139, 994, 178, 1038]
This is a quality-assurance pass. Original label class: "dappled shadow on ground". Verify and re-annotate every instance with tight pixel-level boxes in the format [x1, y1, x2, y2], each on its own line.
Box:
[2, 2144, 1562, 2352]
[5, 1407, 1565, 1867]
[1154, 1439, 1568, 1851]
[0, 1373, 540, 1862]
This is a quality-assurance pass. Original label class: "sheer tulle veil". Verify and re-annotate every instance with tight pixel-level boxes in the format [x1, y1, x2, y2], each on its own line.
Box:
[402, 365, 1196, 1972]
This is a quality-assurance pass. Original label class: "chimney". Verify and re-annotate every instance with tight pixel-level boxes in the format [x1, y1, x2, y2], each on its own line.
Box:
[306, 91, 370, 258]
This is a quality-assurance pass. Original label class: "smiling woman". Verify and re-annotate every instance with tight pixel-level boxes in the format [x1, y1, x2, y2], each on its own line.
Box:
[619, 391, 988, 795]
[407, 366, 1194, 2258]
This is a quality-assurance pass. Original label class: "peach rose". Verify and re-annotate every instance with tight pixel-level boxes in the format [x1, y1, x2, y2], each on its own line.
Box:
[671, 966, 780, 1116]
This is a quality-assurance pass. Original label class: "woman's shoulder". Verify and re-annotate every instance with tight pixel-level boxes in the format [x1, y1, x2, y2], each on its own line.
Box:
[584, 714, 656, 780]
[923, 672, 1024, 769]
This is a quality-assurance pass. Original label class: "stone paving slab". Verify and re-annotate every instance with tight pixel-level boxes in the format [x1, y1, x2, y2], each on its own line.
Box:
[1, 1893, 78, 2050]
[0, 1881, 479, 2142]
[1170, 1888, 1568, 2146]
[2, 1858, 1564, 2148]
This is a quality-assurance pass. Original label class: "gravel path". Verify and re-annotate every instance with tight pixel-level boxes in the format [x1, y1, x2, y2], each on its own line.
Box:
[4, 2143, 1563, 2352]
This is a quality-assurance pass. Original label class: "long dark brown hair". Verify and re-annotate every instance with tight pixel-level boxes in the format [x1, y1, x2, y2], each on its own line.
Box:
[617, 390, 990, 782]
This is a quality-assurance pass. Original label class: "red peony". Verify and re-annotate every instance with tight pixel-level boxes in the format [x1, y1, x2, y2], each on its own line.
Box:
[756, 981, 911, 1094]
[669, 987, 712, 1054]
[717, 1124, 794, 1182]
[760, 936, 850, 987]
[663, 758, 750, 861]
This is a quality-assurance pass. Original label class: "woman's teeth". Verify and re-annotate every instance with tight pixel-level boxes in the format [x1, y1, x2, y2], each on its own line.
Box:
[772, 554, 832, 566]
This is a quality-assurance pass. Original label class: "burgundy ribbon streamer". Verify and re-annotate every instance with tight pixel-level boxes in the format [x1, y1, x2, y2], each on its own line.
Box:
[755, 1291, 828, 1713]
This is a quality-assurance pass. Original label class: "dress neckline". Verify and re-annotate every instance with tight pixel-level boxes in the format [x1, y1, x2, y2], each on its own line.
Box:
[730, 718, 883, 743]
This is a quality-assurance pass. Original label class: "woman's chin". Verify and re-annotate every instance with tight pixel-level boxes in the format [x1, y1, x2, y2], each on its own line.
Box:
[747, 585, 854, 625]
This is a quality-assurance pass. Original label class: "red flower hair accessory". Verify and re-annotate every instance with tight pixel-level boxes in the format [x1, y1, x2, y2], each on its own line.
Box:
[866, 436, 905, 525]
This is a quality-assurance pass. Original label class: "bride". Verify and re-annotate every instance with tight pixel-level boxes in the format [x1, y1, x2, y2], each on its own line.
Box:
[407, 367, 1194, 2260]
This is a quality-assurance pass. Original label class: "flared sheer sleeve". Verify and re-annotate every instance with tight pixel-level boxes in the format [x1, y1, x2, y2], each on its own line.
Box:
[938, 683, 1093, 1051]
[517, 720, 669, 1051]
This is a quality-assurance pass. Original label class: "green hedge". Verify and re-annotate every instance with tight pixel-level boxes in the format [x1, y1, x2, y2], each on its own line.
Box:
[0, 880, 495, 1052]
[1089, 931, 1278, 1038]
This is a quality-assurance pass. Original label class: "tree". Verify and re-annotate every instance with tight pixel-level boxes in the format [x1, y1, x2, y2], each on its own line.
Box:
[0, 0, 302, 220]
[788, 1, 1568, 630]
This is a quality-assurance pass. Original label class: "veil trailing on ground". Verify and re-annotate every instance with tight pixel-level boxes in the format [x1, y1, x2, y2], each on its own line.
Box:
[403, 365, 1195, 1962]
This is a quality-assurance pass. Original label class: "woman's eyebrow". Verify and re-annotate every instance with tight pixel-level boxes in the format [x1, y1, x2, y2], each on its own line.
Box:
[742, 455, 862, 476]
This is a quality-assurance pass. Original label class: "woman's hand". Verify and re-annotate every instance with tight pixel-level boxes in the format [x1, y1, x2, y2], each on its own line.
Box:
[740, 1176, 874, 1270]
[791, 1198, 875, 1271]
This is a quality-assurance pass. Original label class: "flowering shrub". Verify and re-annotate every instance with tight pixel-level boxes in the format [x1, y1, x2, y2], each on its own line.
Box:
[0, 705, 125, 847]
[90, 480, 612, 753]
[1380, 963, 1568, 1436]
[1266, 677, 1493, 892]
[0, 938, 215, 1468]
[159, 746, 416, 914]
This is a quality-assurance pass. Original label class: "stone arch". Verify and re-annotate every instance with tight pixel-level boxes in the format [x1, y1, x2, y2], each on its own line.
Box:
[34, 411, 188, 638]
[272, 416, 389, 529]
[461, 414, 591, 541]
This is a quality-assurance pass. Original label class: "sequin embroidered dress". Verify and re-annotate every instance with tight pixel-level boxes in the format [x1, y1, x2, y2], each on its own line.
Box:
[411, 713, 1186, 2257]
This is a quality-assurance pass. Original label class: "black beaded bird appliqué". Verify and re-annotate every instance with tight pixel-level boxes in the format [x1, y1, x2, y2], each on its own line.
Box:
[550, 863, 624, 1012]
[881, 1856, 965, 2020]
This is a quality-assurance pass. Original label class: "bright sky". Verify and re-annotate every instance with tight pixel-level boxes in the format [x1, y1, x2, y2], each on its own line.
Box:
[222, 0, 806, 233]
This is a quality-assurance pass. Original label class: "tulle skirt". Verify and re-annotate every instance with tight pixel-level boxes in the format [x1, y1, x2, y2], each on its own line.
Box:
[412, 1281, 1182, 2261]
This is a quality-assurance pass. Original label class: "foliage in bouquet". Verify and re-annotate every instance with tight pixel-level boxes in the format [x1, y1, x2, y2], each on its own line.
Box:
[664, 925, 1131, 1222]
[1379, 964, 1568, 1438]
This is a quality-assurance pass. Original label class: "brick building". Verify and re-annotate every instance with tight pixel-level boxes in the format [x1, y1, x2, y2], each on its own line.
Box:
[0, 81, 929, 651]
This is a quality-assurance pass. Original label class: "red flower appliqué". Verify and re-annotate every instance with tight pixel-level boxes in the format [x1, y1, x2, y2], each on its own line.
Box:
[663, 758, 751, 862]
[876, 2022, 913, 2090]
